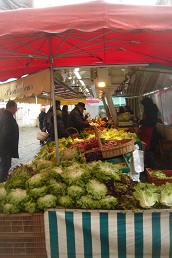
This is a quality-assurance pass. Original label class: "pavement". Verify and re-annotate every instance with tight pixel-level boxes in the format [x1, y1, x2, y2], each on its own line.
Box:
[11, 126, 41, 171]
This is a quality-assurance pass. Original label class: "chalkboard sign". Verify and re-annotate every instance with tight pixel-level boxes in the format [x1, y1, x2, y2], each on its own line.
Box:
[85, 150, 103, 162]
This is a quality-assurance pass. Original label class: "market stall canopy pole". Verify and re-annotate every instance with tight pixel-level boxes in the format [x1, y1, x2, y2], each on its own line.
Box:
[0, 1, 172, 82]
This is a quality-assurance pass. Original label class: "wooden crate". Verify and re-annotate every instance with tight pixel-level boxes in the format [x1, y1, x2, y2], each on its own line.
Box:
[146, 168, 172, 185]
[0, 212, 47, 258]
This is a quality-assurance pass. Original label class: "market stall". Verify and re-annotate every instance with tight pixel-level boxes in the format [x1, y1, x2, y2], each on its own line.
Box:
[44, 209, 172, 258]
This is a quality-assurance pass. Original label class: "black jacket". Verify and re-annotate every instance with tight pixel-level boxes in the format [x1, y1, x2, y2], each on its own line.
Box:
[49, 116, 70, 140]
[68, 106, 90, 133]
[0, 110, 19, 158]
[39, 111, 46, 131]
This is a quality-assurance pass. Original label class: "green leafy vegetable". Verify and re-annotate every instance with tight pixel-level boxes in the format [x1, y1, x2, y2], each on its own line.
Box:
[86, 179, 108, 200]
[77, 195, 100, 209]
[0, 183, 7, 201]
[3, 203, 20, 214]
[160, 183, 172, 207]
[99, 195, 118, 209]
[68, 185, 85, 200]
[133, 182, 160, 208]
[37, 194, 57, 209]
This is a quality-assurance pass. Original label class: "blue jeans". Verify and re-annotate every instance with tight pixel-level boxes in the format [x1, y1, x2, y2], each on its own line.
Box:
[0, 156, 11, 183]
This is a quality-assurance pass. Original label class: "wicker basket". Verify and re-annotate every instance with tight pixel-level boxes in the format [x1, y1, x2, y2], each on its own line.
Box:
[101, 139, 135, 159]
[67, 127, 79, 139]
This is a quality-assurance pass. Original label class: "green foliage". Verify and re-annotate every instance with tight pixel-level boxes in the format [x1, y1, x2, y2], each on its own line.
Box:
[0, 183, 7, 201]
[160, 183, 172, 207]
[133, 182, 160, 208]
[26, 173, 48, 189]
[5, 165, 34, 190]
[48, 179, 66, 195]
[62, 162, 90, 186]
[58, 196, 74, 208]
[77, 195, 100, 209]
[28, 186, 48, 199]
[91, 161, 122, 182]
[24, 200, 38, 213]
[3, 203, 20, 214]
[99, 195, 118, 209]
[37, 194, 57, 209]
[6, 188, 28, 208]
[86, 179, 108, 200]
[68, 185, 86, 200]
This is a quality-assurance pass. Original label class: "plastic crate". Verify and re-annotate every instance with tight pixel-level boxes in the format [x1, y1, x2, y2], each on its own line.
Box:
[103, 155, 130, 174]
[0, 212, 47, 258]
[146, 168, 172, 185]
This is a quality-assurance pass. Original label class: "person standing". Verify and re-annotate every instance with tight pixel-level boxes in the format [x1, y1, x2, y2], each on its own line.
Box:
[67, 102, 90, 134]
[38, 107, 47, 145]
[62, 105, 69, 129]
[138, 97, 158, 168]
[43, 100, 61, 133]
[0, 100, 19, 182]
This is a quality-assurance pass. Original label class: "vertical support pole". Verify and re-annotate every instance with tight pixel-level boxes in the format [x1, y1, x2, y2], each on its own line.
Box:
[104, 89, 118, 127]
[49, 35, 59, 163]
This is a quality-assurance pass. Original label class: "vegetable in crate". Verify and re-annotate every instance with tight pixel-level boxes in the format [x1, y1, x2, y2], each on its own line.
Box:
[37, 194, 57, 209]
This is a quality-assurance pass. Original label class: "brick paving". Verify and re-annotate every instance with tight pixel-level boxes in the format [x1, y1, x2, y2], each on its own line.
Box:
[11, 126, 41, 171]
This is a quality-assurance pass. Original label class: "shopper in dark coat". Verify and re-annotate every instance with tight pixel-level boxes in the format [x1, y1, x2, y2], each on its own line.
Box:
[49, 110, 70, 140]
[62, 105, 69, 129]
[38, 107, 47, 145]
[43, 100, 61, 133]
[67, 102, 90, 134]
[0, 100, 19, 182]
[138, 97, 158, 168]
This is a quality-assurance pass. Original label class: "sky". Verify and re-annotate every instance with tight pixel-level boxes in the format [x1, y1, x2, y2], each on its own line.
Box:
[34, 0, 157, 8]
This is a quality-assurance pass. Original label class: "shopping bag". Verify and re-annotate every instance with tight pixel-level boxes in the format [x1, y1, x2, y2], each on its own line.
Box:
[37, 131, 49, 141]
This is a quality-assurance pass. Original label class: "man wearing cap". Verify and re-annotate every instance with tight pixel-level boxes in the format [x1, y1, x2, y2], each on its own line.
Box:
[43, 100, 61, 133]
[68, 102, 90, 133]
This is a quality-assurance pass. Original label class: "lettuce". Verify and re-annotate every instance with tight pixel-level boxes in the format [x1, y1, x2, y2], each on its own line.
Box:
[58, 196, 74, 208]
[91, 161, 122, 183]
[48, 179, 66, 195]
[26, 173, 48, 189]
[77, 195, 100, 209]
[6, 188, 28, 208]
[86, 179, 108, 200]
[37, 194, 57, 209]
[28, 186, 48, 199]
[3, 203, 20, 214]
[62, 162, 90, 186]
[133, 182, 160, 208]
[68, 185, 86, 200]
[24, 200, 38, 213]
[160, 183, 172, 207]
[99, 195, 118, 209]
[0, 183, 7, 201]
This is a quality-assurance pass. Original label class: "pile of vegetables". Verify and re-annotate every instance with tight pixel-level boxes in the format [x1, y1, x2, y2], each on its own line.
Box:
[0, 155, 172, 214]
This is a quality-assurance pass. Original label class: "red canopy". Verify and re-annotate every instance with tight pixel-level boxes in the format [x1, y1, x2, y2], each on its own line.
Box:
[0, 1, 172, 81]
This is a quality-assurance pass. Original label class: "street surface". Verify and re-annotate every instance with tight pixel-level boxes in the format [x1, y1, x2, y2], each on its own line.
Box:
[11, 126, 41, 171]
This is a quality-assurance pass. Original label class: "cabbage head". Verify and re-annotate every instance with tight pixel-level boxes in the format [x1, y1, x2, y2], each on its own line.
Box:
[68, 185, 85, 200]
[24, 200, 38, 213]
[133, 182, 160, 208]
[0, 183, 7, 201]
[37, 194, 57, 209]
[3, 203, 20, 214]
[6, 188, 28, 208]
[160, 183, 172, 207]
[99, 195, 118, 209]
[77, 195, 100, 209]
[86, 179, 108, 200]
[58, 196, 74, 208]
[28, 186, 48, 199]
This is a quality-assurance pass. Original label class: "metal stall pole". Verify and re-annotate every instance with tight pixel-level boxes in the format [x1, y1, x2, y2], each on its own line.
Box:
[49, 35, 60, 163]
[104, 89, 118, 127]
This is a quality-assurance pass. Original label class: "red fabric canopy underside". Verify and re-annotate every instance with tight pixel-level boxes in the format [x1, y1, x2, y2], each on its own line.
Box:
[0, 1, 172, 81]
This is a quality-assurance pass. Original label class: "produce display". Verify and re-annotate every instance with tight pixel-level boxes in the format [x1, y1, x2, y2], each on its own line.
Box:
[0, 128, 171, 214]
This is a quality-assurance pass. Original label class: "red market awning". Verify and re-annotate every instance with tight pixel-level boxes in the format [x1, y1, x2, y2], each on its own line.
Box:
[0, 1, 172, 82]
